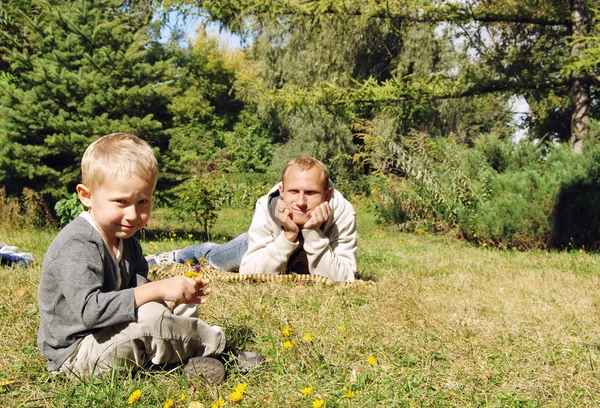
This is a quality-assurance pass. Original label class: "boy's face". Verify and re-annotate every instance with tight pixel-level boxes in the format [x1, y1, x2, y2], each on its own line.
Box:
[77, 175, 154, 248]
[279, 165, 331, 227]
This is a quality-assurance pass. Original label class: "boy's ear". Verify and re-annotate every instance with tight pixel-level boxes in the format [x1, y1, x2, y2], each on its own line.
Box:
[76, 184, 92, 208]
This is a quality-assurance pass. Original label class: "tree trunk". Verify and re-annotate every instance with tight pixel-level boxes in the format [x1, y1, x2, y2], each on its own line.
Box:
[569, 0, 590, 153]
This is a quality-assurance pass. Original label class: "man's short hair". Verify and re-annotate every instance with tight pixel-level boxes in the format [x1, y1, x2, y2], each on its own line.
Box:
[81, 133, 158, 191]
[281, 157, 329, 191]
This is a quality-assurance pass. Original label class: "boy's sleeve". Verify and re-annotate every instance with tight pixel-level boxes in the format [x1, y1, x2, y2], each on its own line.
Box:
[45, 236, 137, 330]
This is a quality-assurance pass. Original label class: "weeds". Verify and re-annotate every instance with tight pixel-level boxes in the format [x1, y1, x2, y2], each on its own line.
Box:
[2, 208, 600, 406]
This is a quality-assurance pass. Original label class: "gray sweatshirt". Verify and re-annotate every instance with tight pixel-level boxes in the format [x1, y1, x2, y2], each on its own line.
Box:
[37, 216, 148, 371]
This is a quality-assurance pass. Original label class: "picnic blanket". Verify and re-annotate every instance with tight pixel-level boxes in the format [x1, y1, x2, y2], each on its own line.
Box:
[0, 242, 35, 266]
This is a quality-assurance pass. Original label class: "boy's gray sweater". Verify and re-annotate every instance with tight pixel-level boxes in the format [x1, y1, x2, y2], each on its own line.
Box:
[37, 216, 149, 371]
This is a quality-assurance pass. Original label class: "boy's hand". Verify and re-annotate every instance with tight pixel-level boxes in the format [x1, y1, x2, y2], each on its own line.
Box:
[134, 276, 212, 310]
[160, 276, 212, 308]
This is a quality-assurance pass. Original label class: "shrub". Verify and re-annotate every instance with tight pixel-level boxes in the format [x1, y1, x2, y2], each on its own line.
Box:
[54, 193, 85, 227]
[0, 187, 55, 230]
[375, 134, 600, 250]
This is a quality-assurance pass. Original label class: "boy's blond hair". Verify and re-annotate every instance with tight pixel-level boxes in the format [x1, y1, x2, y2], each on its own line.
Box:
[81, 133, 158, 191]
[281, 157, 330, 191]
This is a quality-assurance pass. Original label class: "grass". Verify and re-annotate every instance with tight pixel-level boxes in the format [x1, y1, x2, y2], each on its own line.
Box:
[2, 205, 600, 407]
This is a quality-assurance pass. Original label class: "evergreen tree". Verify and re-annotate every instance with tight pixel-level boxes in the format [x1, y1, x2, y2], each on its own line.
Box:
[0, 0, 174, 200]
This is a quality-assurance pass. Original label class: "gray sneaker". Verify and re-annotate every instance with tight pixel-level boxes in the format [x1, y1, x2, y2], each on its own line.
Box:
[223, 347, 265, 374]
[183, 356, 225, 384]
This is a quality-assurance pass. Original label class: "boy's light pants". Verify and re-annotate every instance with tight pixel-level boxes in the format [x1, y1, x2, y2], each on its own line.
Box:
[60, 301, 226, 378]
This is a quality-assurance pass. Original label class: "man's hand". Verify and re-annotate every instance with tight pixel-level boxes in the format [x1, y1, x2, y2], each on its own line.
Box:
[302, 201, 331, 230]
[275, 198, 300, 242]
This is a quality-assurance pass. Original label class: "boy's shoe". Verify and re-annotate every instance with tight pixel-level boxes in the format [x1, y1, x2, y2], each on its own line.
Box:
[222, 347, 265, 374]
[183, 356, 225, 384]
[145, 251, 179, 265]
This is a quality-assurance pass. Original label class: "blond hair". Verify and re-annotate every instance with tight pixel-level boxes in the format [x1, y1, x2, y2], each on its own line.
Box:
[281, 157, 329, 190]
[81, 133, 158, 191]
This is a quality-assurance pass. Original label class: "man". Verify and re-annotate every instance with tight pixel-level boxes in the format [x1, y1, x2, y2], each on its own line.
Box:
[147, 157, 357, 282]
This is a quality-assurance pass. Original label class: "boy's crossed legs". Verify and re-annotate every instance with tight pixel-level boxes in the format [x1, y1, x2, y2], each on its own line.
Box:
[60, 301, 227, 382]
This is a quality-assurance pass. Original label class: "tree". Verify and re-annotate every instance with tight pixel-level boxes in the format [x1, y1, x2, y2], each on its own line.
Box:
[171, 0, 599, 151]
[0, 0, 175, 200]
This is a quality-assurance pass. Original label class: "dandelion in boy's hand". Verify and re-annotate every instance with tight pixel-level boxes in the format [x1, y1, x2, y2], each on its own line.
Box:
[282, 327, 293, 336]
[127, 389, 141, 404]
[211, 398, 226, 408]
[367, 356, 377, 365]
[343, 390, 355, 399]
[300, 386, 313, 396]
[283, 340, 294, 349]
[312, 399, 325, 408]
[304, 332, 313, 341]
[163, 398, 174, 408]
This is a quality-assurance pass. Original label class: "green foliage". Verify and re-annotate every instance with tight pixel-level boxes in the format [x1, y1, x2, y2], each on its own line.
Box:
[0, 187, 54, 230]
[0, 0, 174, 202]
[174, 174, 225, 240]
[166, 29, 244, 171]
[374, 132, 600, 250]
[223, 110, 274, 173]
[54, 192, 84, 227]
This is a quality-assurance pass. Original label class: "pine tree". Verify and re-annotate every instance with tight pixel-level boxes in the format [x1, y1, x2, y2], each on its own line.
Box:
[0, 0, 174, 200]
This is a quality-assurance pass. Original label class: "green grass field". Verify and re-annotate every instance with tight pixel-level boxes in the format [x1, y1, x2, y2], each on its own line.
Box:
[2, 206, 600, 407]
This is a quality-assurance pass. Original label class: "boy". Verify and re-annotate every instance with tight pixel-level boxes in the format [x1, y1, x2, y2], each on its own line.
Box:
[37, 133, 257, 383]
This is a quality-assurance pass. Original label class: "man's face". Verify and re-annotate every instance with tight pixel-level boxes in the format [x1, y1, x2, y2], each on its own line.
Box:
[78, 175, 154, 248]
[279, 165, 332, 227]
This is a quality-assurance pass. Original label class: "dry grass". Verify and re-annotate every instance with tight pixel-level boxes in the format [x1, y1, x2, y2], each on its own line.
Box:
[1, 209, 600, 406]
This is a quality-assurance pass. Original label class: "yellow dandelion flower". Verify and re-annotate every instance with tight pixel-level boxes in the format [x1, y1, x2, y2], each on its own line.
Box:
[234, 383, 248, 393]
[283, 340, 294, 349]
[482, 243, 487, 247]
[199, 257, 208, 264]
[229, 390, 244, 403]
[163, 398, 174, 408]
[304, 332, 313, 341]
[188, 234, 193, 239]
[211, 398, 226, 408]
[343, 390, 355, 399]
[579, 248, 584, 253]
[281, 327, 293, 336]
[337, 326, 344, 332]
[178, 393, 186, 402]
[127, 389, 141, 404]
[367, 356, 377, 365]
[312, 399, 325, 408]
[300, 387, 313, 396]
[170, 237, 174, 242]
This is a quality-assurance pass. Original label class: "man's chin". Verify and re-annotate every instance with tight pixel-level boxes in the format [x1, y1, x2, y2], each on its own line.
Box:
[291, 214, 309, 228]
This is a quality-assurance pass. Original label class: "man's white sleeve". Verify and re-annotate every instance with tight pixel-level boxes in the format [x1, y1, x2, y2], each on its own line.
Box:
[240, 200, 297, 275]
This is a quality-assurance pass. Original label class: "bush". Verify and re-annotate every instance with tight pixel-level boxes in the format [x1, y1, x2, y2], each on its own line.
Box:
[54, 192, 85, 227]
[375, 134, 600, 250]
[0, 187, 55, 230]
